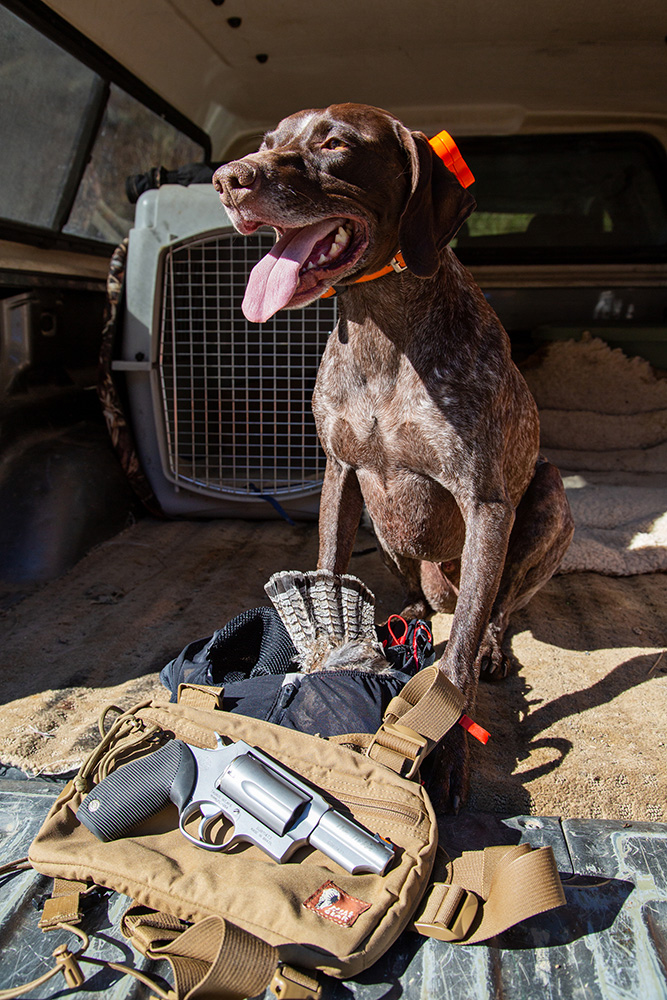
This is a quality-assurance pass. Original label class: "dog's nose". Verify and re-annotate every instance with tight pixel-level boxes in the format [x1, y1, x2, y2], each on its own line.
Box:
[213, 160, 258, 194]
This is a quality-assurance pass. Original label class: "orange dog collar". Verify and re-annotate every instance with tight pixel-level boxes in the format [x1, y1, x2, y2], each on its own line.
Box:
[321, 129, 474, 296]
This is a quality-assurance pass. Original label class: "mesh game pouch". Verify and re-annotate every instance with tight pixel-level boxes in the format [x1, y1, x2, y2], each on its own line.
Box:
[160, 606, 298, 698]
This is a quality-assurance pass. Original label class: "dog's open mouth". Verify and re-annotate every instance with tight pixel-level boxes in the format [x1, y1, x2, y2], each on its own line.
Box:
[242, 217, 367, 323]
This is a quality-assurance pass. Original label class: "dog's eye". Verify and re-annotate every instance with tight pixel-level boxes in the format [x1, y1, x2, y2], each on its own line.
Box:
[322, 137, 350, 152]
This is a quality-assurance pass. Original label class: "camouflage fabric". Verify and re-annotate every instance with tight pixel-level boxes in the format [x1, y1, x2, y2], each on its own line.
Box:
[97, 239, 162, 514]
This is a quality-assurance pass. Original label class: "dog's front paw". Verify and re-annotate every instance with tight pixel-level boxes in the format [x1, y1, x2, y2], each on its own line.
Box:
[423, 727, 469, 814]
[477, 624, 512, 681]
[479, 649, 512, 681]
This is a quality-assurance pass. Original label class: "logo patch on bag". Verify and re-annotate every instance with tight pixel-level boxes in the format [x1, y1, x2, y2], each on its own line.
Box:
[304, 881, 371, 927]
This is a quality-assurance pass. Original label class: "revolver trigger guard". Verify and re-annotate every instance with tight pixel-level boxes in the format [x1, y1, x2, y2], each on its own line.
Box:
[179, 800, 236, 852]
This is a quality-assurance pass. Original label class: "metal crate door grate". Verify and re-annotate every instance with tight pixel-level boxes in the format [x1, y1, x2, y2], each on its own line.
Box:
[158, 231, 335, 497]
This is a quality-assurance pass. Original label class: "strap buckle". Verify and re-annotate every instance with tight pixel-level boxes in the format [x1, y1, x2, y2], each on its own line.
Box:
[390, 252, 407, 272]
[270, 964, 321, 999]
[366, 722, 429, 778]
[414, 885, 479, 942]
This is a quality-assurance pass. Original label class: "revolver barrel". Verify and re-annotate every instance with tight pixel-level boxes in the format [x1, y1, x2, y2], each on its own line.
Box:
[309, 809, 395, 876]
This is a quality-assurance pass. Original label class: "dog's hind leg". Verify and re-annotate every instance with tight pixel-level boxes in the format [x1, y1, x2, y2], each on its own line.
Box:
[419, 559, 460, 615]
[478, 459, 575, 680]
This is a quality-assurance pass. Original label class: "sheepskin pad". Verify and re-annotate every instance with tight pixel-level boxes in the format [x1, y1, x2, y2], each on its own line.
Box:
[521, 334, 667, 575]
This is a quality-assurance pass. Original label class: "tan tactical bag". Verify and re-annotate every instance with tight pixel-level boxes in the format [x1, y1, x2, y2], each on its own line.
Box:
[15, 667, 565, 1000]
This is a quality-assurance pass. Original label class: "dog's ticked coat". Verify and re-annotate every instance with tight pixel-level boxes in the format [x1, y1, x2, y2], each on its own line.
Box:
[214, 103, 574, 807]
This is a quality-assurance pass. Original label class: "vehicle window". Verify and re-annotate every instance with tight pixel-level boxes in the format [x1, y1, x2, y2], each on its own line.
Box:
[0, 7, 105, 230]
[0, 3, 208, 248]
[455, 133, 667, 260]
[64, 84, 206, 244]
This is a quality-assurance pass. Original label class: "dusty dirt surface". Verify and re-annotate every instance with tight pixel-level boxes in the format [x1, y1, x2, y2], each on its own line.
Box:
[1, 516, 665, 823]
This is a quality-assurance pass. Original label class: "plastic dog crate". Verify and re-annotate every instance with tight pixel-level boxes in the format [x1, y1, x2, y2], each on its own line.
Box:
[116, 185, 336, 518]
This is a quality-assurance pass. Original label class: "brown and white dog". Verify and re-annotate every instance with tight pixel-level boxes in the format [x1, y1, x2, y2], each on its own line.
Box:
[214, 103, 574, 808]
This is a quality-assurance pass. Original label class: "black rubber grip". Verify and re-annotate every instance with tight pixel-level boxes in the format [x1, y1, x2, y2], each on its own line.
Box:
[76, 739, 196, 842]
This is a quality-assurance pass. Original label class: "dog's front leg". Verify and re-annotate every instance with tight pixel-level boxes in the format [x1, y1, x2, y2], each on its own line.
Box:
[443, 498, 515, 698]
[317, 457, 364, 573]
[431, 497, 515, 809]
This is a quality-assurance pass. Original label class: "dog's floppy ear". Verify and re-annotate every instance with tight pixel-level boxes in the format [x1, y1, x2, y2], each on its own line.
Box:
[397, 129, 476, 278]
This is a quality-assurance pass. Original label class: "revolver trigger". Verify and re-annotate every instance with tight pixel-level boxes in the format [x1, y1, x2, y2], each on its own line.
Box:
[200, 801, 220, 819]
[198, 801, 222, 844]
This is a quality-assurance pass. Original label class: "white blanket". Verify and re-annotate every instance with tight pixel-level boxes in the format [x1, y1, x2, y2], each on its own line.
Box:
[521, 334, 667, 575]
[558, 471, 667, 574]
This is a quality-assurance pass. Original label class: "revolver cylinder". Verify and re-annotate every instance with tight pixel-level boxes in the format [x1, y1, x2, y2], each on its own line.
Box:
[218, 754, 310, 836]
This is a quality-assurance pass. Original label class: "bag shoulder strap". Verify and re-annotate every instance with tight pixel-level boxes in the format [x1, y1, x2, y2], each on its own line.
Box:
[122, 904, 321, 998]
[2, 865, 320, 1000]
[121, 904, 284, 999]
[331, 665, 465, 777]
[413, 842, 566, 943]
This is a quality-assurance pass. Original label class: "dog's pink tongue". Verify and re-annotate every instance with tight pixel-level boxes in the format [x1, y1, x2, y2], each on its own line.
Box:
[242, 219, 336, 323]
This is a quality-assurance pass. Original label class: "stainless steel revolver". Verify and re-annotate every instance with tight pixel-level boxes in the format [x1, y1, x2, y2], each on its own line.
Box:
[77, 734, 395, 876]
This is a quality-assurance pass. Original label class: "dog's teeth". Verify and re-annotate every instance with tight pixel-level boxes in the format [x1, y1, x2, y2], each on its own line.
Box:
[302, 225, 351, 273]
